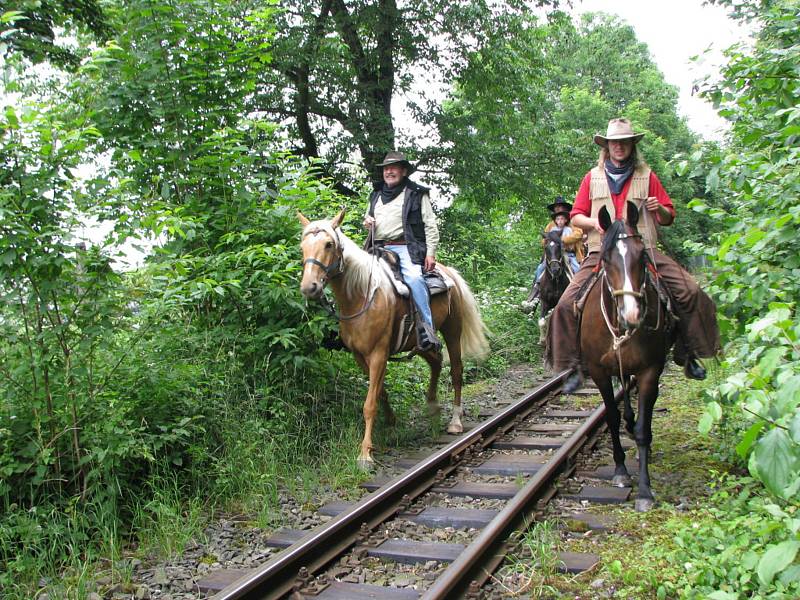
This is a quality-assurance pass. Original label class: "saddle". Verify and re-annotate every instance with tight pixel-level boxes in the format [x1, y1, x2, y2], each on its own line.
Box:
[370, 246, 452, 297]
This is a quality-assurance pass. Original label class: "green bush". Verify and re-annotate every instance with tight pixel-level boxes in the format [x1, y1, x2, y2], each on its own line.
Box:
[652, 475, 800, 599]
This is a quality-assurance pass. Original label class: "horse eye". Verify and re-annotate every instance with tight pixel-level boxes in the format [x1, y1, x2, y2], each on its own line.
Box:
[325, 241, 333, 249]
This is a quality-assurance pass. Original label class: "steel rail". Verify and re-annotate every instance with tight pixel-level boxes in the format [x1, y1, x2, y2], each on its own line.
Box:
[420, 400, 610, 599]
[213, 370, 570, 600]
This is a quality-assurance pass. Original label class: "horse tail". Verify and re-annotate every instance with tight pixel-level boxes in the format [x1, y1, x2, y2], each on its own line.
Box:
[443, 266, 490, 361]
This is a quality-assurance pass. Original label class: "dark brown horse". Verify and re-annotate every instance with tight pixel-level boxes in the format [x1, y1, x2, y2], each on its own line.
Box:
[539, 230, 571, 318]
[580, 202, 675, 511]
[298, 209, 490, 470]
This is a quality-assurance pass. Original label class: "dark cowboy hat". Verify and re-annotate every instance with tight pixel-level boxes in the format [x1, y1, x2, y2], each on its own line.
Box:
[376, 151, 415, 173]
[594, 118, 645, 147]
[546, 196, 573, 213]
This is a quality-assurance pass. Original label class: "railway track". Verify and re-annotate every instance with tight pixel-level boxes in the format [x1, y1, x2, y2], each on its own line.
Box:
[202, 370, 631, 599]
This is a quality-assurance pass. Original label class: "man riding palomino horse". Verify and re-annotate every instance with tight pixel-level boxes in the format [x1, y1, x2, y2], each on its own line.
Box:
[546, 118, 721, 392]
[364, 151, 441, 352]
[524, 197, 584, 313]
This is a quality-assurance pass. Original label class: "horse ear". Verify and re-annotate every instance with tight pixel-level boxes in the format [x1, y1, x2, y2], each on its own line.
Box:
[298, 212, 311, 227]
[331, 207, 346, 229]
[598, 206, 612, 232]
[627, 201, 640, 229]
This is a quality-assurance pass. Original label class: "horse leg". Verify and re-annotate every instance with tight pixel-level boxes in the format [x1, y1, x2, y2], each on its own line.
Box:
[622, 376, 635, 435]
[354, 352, 394, 427]
[633, 367, 662, 511]
[357, 350, 389, 471]
[439, 319, 464, 434]
[593, 371, 632, 488]
[420, 347, 443, 419]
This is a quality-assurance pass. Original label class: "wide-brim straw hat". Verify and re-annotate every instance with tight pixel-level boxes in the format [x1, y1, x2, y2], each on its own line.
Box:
[594, 118, 645, 147]
[376, 151, 415, 173]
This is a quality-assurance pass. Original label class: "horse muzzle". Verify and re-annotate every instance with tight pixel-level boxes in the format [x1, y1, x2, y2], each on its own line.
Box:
[300, 279, 325, 299]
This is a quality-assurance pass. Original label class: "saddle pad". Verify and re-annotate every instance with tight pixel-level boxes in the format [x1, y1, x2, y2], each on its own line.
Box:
[379, 260, 410, 297]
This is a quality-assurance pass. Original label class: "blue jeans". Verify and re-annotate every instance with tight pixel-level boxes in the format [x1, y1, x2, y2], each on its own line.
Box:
[386, 244, 433, 326]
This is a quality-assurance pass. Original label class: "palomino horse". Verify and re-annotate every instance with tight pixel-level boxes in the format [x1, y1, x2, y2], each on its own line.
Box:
[538, 230, 572, 318]
[580, 202, 675, 511]
[298, 209, 489, 470]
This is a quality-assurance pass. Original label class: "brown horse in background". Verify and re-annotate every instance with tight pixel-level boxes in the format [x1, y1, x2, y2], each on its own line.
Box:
[580, 202, 675, 511]
[298, 209, 489, 470]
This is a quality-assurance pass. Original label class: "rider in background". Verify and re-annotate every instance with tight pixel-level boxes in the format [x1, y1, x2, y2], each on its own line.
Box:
[525, 197, 584, 312]
[546, 118, 721, 392]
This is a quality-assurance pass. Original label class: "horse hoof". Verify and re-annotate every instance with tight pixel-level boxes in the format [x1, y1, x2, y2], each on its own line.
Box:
[356, 458, 375, 472]
[447, 423, 463, 434]
[612, 474, 632, 488]
[635, 497, 655, 512]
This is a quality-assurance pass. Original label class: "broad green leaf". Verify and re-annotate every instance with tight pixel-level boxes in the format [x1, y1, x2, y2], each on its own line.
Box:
[735, 421, 765, 459]
[717, 232, 741, 260]
[753, 428, 800, 498]
[791, 411, 800, 444]
[707, 592, 737, 600]
[757, 540, 800, 585]
[698, 412, 714, 435]
[779, 564, 800, 585]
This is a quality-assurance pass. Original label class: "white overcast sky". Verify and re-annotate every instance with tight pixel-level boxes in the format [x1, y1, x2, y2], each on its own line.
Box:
[569, 0, 753, 140]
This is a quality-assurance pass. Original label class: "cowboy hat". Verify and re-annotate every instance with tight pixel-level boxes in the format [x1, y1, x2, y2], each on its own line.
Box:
[593, 118, 645, 147]
[376, 151, 415, 173]
[546, 196, 573, 213]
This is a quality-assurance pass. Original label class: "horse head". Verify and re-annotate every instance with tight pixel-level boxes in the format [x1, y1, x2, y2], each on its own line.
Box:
[543, 230, 564, 277]
[598, 202, 647, 331]
[297, 208, 346, 299]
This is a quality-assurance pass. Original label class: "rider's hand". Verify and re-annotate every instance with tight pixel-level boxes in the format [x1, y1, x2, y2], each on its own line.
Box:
[424, 256, 436, 272]
[363, 216, 376, 229]
[644, 196, 661, 213]
[592, 218, 604, 233]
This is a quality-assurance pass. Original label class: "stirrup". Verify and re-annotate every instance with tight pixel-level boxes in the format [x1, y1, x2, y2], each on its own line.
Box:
[416, 322, 441, 352]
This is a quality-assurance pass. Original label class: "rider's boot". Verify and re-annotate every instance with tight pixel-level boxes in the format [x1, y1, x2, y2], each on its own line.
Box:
[562, 369, 584, 394]
[417, 322, 442, 353]
[523, 281, 541, 312]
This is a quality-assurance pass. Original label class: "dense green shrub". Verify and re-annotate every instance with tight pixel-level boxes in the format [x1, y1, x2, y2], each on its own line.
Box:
[652, 476, 800, 599]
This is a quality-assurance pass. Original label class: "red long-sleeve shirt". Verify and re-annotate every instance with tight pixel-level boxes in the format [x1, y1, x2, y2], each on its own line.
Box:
[570, 171, 676, 220]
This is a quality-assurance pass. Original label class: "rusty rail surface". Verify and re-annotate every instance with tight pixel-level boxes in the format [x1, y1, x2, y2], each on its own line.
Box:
[214, 370, 573, 600]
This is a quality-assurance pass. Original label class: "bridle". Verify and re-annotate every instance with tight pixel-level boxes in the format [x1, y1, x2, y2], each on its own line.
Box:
[301, 225, 376, 321]
[599, 231, 648, 350]
[544, 239, 566, 279]
[302, 226, 344, 281]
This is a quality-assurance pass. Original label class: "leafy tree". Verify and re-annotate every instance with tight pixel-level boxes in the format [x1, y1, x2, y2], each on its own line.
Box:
[691, 0, 800, 502]
[254, 0, 561, 188]
[437, 11, 711, 273]
[1, 0, 112, 68]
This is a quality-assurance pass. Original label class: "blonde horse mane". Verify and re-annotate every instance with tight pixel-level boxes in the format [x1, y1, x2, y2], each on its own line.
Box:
[302, 220, 393, 299]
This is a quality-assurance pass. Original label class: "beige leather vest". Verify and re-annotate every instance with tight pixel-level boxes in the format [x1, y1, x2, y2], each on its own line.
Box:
[587, 166, 658, 253]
